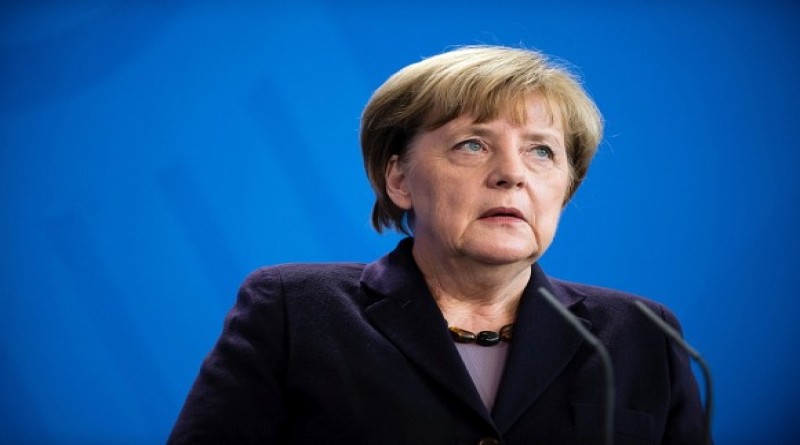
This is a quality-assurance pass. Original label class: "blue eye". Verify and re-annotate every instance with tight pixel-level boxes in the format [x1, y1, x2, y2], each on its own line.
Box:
[459, 140, 484, 152]
[533, 145, 553, 159]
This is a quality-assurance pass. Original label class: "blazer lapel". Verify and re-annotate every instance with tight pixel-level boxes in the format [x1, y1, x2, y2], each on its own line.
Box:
[360, 239, 492, 422]
[491, 264, 590, 433]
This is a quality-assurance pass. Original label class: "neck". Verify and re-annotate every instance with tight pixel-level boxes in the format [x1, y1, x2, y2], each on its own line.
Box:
[412, 242, 532, 333]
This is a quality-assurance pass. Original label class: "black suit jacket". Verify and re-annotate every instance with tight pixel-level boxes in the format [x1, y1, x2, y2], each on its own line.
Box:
[168, 238, 706, 444]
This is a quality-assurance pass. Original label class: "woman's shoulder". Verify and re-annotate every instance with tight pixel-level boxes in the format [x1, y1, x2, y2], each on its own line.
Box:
[547, 277, 676, 320]
[549, 277, 639, 300]
[242, 262, 366, 286]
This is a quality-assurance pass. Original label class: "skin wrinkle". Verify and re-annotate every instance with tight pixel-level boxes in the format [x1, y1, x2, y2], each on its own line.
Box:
[385, 93, 570, 333]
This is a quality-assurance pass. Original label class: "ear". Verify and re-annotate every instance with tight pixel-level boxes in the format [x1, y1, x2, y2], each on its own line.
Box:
[385, 155, 413, 210]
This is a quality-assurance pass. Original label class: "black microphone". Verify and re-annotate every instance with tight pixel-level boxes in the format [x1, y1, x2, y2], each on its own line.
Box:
[633, 300, 713, 445]
[538, 287, 615, 445]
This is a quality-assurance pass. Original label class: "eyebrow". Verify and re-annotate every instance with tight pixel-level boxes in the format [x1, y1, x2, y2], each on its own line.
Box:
[464, 124, 564, 147]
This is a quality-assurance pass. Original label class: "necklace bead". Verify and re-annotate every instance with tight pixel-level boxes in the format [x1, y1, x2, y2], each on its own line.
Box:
[499, 324, 513, 342]
[476, 330, 501, 346]
[449, 327, 477, 343]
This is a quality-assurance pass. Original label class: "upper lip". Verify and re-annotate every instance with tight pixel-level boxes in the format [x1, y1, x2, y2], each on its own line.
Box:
[480, 206, 526, 221]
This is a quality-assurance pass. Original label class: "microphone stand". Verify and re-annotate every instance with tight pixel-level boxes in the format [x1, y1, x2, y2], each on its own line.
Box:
[634, 301, 713, 445]
[538, 287, 615, 445]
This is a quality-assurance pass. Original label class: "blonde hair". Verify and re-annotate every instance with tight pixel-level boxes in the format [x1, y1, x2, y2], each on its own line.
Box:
[361, 45, 603, 235]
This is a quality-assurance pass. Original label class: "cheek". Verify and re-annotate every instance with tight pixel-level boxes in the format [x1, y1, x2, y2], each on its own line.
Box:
[409, 166, 461, 203]
[429, 184, 469, 222]
[533, 177, 570, 224]
[548, 170, 572, 203]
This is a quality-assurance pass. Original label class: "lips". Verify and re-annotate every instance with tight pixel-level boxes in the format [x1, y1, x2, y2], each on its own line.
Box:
[479, 207, 526, 221]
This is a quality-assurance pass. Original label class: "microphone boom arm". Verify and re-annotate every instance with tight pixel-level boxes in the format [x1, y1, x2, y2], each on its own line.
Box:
[633, 300, 713, 445]
[538, 287, 615, 445]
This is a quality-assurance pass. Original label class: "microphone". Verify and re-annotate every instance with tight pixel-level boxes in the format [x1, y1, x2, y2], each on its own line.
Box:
[538, 287, 615, 445]
[633, 301, 713, 445]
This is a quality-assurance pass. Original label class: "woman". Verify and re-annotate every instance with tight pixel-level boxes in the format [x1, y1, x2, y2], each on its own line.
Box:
[168, 46, 705, 444]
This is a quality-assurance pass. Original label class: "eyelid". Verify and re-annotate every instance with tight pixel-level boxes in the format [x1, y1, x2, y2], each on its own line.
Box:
[531, 144, 555, 159]
[454, 138, 486, 151]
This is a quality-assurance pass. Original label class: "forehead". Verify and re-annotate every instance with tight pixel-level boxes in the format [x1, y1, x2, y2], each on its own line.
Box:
[424, 90, 564, 133]
[442, 93, 564, 137]
[488, 91, 561, 128]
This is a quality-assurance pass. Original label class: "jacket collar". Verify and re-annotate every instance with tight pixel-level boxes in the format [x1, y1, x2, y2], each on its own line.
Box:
[360, 238, 491, 423]
[360, 238, 589, 432]
[491, 264, 589, 432]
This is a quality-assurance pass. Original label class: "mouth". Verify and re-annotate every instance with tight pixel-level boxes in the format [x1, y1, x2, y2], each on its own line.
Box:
[479, 207, 527, 222]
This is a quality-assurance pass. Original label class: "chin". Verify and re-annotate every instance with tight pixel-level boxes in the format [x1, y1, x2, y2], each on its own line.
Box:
[464, 241, 539, 266]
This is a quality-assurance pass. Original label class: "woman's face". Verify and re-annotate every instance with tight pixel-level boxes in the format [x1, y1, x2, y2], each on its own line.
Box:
[386, 93, 571, 267]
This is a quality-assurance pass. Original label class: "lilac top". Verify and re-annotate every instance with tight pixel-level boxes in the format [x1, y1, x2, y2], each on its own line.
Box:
[454, 342, 510, 412]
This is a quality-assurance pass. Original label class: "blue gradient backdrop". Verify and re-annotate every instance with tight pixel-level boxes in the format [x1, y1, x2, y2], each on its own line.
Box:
[2, 1, 798, 443]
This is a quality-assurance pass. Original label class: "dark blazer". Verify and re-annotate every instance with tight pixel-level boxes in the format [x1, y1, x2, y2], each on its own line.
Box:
[168, 238, 706, 444]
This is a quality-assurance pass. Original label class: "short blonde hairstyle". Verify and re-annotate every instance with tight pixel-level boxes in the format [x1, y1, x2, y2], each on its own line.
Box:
[361, 45, 603, 235]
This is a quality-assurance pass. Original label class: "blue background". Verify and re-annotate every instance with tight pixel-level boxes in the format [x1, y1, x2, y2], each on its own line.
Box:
[2, 1, 798, 443]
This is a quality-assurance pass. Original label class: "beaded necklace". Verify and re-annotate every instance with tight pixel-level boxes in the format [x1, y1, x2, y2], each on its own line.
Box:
[448, 324, 513, 347]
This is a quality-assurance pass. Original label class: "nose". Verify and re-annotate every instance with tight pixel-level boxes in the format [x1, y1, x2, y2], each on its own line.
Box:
[488, 148, 526, 189]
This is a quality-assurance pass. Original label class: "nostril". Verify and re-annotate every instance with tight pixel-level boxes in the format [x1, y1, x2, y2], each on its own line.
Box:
[494, 179, 523, 188]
